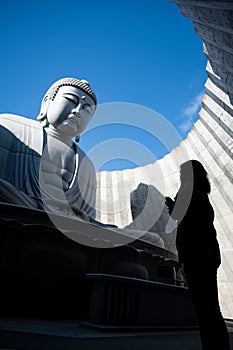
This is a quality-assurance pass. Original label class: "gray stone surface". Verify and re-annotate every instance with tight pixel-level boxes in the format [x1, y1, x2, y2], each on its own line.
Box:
[126, 183, 177, 254]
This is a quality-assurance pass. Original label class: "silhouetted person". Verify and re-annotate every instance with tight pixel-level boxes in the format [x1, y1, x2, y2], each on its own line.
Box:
[166, 160, 230, 350]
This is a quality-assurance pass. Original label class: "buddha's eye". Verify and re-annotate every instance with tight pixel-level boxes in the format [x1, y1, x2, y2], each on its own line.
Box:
[82, 104, 93, 115]
[64, 93, 79, 105]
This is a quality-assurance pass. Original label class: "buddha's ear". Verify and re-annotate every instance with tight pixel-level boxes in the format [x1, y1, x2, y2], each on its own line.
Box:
[37, 95, 50, 121]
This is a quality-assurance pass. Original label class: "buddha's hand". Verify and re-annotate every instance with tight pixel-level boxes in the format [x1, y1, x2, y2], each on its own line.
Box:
[71, 206, 90, 222]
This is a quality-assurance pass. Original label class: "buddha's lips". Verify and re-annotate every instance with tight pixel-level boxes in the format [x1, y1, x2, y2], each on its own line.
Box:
[63, 117, 78, 130]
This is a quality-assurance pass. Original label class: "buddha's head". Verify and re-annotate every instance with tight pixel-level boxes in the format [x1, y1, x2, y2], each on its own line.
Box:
[37, 77, 97, 139]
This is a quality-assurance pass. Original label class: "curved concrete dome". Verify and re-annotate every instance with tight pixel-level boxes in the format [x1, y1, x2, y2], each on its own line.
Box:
[95, 1, 233, 318]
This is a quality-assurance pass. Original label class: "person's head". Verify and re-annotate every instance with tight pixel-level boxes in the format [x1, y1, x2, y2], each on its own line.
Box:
[180, 160, 210, 193]
[37, 77, 97, 138]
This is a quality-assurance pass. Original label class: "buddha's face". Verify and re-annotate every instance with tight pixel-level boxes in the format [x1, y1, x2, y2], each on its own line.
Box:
[46, 86, 95, 136]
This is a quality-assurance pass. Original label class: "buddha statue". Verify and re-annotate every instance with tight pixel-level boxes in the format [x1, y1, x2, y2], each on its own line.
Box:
[0, 77, 97, 220]
[0, 78, 166, 250]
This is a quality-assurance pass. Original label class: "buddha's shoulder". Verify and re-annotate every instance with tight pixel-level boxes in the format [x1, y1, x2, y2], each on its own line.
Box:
[0, 114, 43, 154]
[0, 113, 41, 130]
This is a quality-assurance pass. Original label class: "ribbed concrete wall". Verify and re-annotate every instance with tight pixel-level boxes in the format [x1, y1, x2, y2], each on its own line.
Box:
[96, 1, 233, 318]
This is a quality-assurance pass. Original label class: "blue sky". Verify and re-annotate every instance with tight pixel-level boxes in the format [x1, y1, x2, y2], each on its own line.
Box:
[0, 0, 207, 171]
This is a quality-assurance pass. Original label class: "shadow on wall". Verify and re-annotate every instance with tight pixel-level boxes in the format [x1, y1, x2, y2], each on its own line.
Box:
[125, 183, 177, 254]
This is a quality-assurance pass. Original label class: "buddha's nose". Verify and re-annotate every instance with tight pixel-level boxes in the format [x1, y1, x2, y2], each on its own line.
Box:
[71, 104, 81, 115]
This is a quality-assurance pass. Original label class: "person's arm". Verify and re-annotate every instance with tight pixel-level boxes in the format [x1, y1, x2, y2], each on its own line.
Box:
[169, 182, 193, 222]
